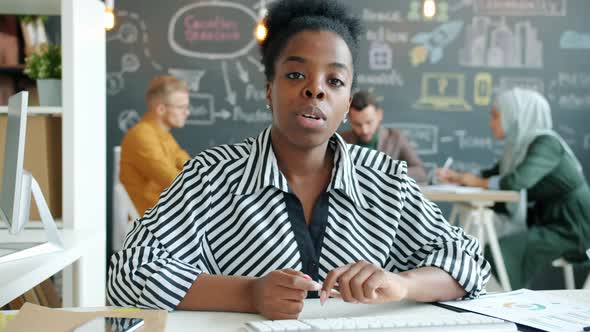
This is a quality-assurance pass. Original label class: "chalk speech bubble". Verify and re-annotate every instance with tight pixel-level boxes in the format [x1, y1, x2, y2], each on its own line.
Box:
[168, 1, 257, 60]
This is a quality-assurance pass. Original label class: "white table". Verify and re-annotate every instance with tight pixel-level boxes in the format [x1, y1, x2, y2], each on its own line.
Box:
[166, 299, 460, 332]
[0, 229, 105, 307]
[165, 290, 590, 331]
[422, 187, 520, 292]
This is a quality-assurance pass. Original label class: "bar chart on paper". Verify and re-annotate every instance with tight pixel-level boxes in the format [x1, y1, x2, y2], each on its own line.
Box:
[441, 289, 590, 332]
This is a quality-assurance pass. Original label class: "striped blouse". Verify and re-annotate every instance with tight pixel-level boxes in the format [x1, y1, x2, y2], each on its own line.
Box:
[107, 127, 491, 310]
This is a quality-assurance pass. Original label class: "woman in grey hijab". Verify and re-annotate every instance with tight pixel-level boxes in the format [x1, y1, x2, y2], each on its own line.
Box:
[437, 88, 590, 289]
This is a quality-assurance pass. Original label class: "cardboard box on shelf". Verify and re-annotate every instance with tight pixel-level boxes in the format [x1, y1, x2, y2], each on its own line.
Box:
[0, 115, 62, 222]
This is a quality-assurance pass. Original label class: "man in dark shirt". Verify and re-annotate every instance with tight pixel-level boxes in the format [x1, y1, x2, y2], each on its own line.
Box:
[340, 91, 428, 183]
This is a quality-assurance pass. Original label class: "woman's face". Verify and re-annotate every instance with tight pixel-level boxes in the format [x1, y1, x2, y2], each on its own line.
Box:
[266, 30, 353, 149]
[489, 106, 505, 140]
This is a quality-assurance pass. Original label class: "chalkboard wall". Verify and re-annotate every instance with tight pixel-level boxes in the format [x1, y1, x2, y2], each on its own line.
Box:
[106, 0, 590, 250]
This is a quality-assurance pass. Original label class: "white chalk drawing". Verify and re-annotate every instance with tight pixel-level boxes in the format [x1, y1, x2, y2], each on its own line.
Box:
[107, 22, 138, 43]
[234, 106, 272, 123]
[408, 0, 450, 22]
[185, 92, 232, 126]
[221, 61, 237, 106]
[410, 21, 463, 66]
[554, 73, 590, 90]
[560, 31, 590, 49]
[107, 73, 125, 96]
[459, 17, 543, 69]
[556, 95, 590, 110]
[366, 27, 408, 44]
[473, 0, 567, 16]
[497, 76, 544, 94]
[117, 109, 140, 132]
[361, 8, 403, 23]
[413, 73, 471, 111]
[247, 56, 265, 72]
[384, 123, 439, 155]
[245, 84, 266, 101]
[106, 53, 141, 96]
[474, 72, 493, 106]
[168, 1, 257, 60]
[547, 73, 590, 110]
[583, 134, 590, 150]
[450, 0, 475, 12]
[369, 42, 393, 71]
[168, 68, 206, 92]
[121, 53, 140, 73]
[109, 11, 162, 70]
[235, 60, 250, 83]
[440, 135, 454, 143]
[454, 130, 494, 150]
[357, 70, 404, 87]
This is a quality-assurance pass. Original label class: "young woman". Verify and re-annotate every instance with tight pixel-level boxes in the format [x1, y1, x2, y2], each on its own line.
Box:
[108, 0, 490, 319]
[437, 88, 590, 289]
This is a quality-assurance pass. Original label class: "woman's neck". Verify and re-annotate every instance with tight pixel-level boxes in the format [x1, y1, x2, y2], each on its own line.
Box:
[271, 130, 334, 181]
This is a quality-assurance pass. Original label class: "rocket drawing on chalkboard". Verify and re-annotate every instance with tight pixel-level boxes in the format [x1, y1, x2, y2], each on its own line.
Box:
[410, 21, 463, 66]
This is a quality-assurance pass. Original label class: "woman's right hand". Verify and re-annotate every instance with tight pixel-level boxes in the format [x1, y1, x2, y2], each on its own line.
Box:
[251, 269, 322, 320]
[435, 168, 462, 184]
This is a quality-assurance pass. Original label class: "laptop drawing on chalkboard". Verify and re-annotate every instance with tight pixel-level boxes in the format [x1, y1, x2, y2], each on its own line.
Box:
[413, 73, 471, 111]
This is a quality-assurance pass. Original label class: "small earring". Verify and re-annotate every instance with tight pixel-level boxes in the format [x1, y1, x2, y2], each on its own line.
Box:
[342, 112, 348, 124]
[265, 104, 271, 111]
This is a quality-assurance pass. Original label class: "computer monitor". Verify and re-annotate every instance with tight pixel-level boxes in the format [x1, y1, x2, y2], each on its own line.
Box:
[1, 91, 31, 235]
[0, 91, 63, 264]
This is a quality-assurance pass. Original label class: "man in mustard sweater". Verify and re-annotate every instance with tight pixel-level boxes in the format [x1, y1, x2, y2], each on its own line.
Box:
[120, 76, 191, 215]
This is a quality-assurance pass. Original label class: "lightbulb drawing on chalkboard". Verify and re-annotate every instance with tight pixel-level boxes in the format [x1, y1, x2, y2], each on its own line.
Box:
[410, 20, 463, 66]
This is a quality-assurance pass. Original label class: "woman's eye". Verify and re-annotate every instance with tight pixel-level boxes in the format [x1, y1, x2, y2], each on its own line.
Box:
[329, 78, 345, 87]
[286, 72, 304, 80]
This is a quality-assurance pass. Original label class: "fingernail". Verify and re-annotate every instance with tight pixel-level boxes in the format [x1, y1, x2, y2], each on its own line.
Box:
[320, 290, 327, 306]
[303, 274, 311, 280]
[313, 281, 322, 291]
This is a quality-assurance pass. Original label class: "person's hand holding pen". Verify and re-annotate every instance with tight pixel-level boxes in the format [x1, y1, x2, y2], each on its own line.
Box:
[435, 157, 462, 184]
[251, 269, 321, 320]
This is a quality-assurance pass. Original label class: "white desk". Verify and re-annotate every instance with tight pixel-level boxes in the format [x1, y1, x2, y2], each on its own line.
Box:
[166, 299, 459, 332]
[0, 229, 105, 307]
[165, 290, 589, 331]
[422, 187, 520, 292]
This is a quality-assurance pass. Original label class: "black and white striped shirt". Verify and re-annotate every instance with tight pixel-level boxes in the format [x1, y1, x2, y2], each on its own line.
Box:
[107, 127, 491, 310]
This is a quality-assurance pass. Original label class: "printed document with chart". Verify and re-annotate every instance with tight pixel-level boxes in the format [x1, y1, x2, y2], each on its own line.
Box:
[440, 289, 590, 332]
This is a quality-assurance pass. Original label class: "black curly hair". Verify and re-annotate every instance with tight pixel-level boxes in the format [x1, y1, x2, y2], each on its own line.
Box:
[258, 0, 363, 88]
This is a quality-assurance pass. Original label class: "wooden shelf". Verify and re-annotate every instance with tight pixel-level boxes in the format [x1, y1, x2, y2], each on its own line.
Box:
[0, 64, 25, 75]
[0, 106, 62, 116]
[0, 0, 61, 15]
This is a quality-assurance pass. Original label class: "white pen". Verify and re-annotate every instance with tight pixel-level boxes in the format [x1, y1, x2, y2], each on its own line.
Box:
[441, 157, 453, 172]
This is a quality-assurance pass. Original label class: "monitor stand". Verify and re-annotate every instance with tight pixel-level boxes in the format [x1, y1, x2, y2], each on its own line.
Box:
[0, 171, 63, 264]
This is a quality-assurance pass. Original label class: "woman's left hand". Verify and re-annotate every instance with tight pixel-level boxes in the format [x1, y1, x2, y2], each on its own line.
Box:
[320, 261, 409, 305]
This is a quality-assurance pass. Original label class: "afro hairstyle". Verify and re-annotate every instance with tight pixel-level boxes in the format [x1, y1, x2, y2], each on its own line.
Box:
[258, 0, 363, 88]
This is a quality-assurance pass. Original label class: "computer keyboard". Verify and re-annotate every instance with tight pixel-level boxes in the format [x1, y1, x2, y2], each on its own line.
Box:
[245, 312, 517, 331]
